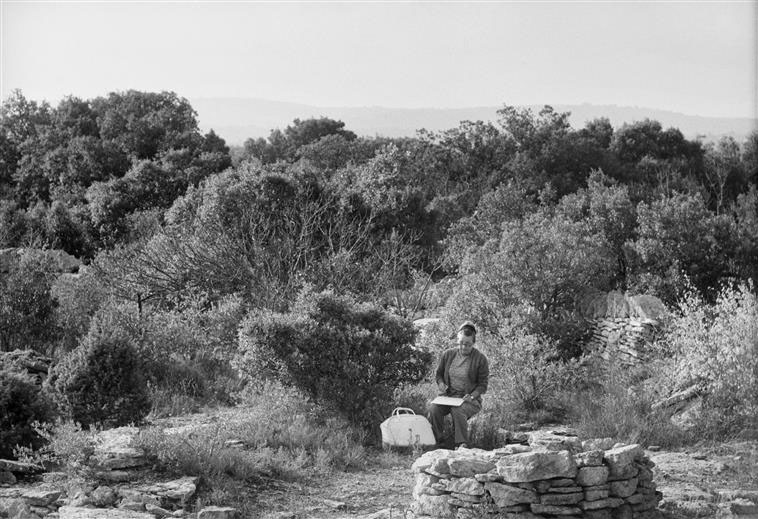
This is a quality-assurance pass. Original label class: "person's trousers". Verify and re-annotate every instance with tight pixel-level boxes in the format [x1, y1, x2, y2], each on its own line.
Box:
[428, 399, 481, 445]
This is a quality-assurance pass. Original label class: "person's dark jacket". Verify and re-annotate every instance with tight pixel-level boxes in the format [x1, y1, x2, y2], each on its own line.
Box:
[435, 347, 489, 402]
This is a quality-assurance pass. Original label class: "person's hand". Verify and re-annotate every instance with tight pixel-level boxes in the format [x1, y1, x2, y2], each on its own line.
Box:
[437, 382, 447, 395]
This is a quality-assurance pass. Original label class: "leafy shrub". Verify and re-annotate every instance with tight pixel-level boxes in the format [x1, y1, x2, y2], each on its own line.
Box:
[483, 327, 571, 416]
[654, 282, 758, 438]
[77, 294, 245, 414]
[15, 420, 96, 480]
[0, 367, 55, 458]
[46, 326, 150, 428]
[234, 289, 432, 433]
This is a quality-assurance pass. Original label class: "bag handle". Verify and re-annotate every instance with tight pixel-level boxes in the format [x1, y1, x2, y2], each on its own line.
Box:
[392, 407, 416, 416]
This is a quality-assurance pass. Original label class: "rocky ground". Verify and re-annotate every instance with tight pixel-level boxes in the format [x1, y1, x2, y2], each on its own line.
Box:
[1, 413, 756, 519]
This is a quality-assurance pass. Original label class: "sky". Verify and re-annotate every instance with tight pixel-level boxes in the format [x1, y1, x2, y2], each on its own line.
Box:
[1, 1, 756, 119]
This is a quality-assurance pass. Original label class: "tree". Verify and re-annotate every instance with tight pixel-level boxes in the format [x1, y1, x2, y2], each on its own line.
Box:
[92, 90, 200, 160]
[0, 251, 60, 353]
[241, 117, 357, 164]
[626, 192, 736, 303]
[702, 136, 745, 214]
[555, 170, 637, 288]
[448, 208, 615, 356]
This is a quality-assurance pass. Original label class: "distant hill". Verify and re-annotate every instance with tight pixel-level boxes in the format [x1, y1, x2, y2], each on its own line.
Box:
[189, 97, 757, 147]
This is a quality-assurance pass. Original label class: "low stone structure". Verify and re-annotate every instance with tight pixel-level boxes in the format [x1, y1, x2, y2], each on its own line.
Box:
[410, 435, 662, 518]
[579, 291, 667, 367]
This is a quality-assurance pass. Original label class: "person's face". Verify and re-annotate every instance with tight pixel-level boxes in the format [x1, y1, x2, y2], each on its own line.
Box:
[457, 328, 475, 355]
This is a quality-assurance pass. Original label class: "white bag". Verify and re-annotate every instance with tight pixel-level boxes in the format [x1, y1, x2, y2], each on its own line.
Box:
[380, 407, 436, 447]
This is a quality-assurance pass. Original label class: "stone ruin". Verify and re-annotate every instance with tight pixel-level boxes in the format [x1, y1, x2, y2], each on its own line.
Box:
[410, 430, 662, 519]
[579, 291, 667, 367]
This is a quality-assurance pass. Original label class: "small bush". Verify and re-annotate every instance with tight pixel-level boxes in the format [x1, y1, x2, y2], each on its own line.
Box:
[561, 363, 687, 448]
[234, 288, 432, 433]
[0, 368, 55, 458]
[653, 282, 758, 439]
[84, 294, 245, 412]
[484, 327, 571, 417]
[15, 420, 96, 475]
[46, 326, 150, 428]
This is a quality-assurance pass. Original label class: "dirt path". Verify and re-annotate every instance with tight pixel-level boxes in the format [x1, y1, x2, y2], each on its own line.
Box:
[250, 441, 758, 519]
[254, 464, 416, 519]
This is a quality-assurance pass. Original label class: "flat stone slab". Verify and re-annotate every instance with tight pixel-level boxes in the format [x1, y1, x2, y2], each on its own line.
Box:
[0, 459, 42, 473]
[59, 506, 154, 518]
[496, 450, 578, 482]
[20, 488, 62, 506]
[93, 427, 146, 469]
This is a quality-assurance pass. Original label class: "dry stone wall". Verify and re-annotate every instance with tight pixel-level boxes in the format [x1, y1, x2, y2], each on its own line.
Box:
[411, 438, 662, 519]
[579, 291, 667, 368]
[585, 318, 659, 367]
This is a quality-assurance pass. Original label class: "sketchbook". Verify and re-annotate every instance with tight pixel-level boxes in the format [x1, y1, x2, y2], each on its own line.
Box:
[431, 396, 464, 407]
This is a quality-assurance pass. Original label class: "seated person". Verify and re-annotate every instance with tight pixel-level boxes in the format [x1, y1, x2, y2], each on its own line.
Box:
[428, 320, 489, 449]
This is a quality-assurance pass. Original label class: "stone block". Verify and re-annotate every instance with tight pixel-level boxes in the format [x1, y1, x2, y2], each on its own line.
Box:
[582, 438, 615, 451]
[577, 465, 609, 487]
[412, 449, 453, 474]
[580, 497, 625, 510]
[530, 503, 582, 515]
[197, 507, 238, 519]
[474, 470, 501, 482]
[549, 485, 582, 494]
[550, 478, 577, 487]
[413, 472, 439, 499]
[584, 510, 612, 519]
[484, 481, 538, 507]
[492, 445, 532, 456]
[118, 501, 147, 512]
[20, 488, 62, 506]
[448, 457, 497, 478]
[411, 494, 454, 518]
[624, 493, 646, 505]
[443, 477, 485, 496]
[540, 492, 583, 505]
[607, 464, 639, 481]
[609, 477, 638, 498]
[59, 506, 154, 518]
[611, 503, 632, 519]
[450, 492, 483, 503]
[585, 486, 611, 501]
[574, 450, 604, 467]
[496, 450, 577, 482]
[528, 430, 582, 452]
[145, 504, 173, 518]
[603, 444, 642, 477]
[90, 486, 118, 507]
[0, 498, 32, 519]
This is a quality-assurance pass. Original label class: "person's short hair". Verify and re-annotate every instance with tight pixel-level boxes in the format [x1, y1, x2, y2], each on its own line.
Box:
[458, 321, 477, 336]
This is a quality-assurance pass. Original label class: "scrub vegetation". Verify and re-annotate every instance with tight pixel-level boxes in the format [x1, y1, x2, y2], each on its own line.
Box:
[2, 89, 757, 513]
